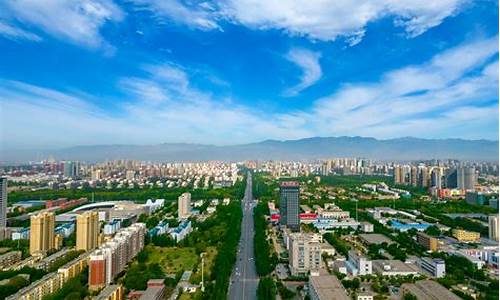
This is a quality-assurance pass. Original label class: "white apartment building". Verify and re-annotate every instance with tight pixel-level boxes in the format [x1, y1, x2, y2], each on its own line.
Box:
[289, 232, 322, 276]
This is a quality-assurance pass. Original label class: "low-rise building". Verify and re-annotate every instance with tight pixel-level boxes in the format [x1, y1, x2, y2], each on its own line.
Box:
[400, 280, 460, 300]
[418, 257, 446, 278]
[308, 272, 350, 300]
[138, 279, 165, 300]
[0, 251, 22, 270]
[417, 232, 439, 252]
[170, 220, 192, 242]
[346, 250, 372, 276]
[360, 222, 374, 233]
[372, 260, 419, 276]
[94, 284, 124, 300]
[452, 229, 480, 242]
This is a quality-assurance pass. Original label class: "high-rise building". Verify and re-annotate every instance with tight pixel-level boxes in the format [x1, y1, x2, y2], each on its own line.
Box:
[280, 181, 300, 231]
[0, 178, 7, 228]
[30, 212, 56, 255]
[410, 166, 418, 187]
[457, 167, 476, 190]
[77, 211, 100, 251]
[178, 192, 191, 219]
[488, 215, 498, 242]
[394, 167, 402, 185]
[445, 168, 457, 188]
[289, 232, 322, 276]
[430, 168, 442, 189]
[63, 161, 80, 178]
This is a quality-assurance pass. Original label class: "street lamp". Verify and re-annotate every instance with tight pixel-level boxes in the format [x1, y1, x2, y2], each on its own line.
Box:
[200, 252, 206, 292]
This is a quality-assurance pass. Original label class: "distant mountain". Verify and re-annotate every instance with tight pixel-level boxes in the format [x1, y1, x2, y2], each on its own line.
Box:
[1, 136, 498, 163]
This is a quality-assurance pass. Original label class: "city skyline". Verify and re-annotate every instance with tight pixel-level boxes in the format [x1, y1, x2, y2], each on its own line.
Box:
[0, 0, 498, 150]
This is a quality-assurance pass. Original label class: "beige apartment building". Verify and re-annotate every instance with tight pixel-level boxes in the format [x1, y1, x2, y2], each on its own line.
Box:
[76, 211, 100, 251]
[30, 212, 55, 256]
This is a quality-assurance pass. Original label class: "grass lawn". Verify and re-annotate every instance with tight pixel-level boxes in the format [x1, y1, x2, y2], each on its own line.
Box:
[145, 245, 198, 274]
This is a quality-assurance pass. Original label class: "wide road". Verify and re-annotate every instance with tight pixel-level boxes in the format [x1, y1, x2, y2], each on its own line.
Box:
[228, 172, 259, 300]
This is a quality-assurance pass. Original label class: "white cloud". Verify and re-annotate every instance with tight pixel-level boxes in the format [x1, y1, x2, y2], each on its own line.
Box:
[1, 37, 497, 149]
[0, 21, 42, 42]
[1, 0, 123, 48]
[284, 48, 322, 96]
[220, 0, 466, 42]
[130, 0, 220, 30]
[127, 0, 466, 43]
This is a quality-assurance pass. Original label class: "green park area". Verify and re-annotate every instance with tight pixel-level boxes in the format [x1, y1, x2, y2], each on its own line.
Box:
[143, 245, 199, 274]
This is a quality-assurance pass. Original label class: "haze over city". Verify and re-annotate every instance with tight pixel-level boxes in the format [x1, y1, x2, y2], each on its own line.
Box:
[0, 1, 499, 300]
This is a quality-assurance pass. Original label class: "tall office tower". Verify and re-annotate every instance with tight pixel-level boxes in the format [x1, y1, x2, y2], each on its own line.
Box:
[445, 168, 458, 188]
[431, 168, 442, 188]
[77, 211, 100, 251]
[410, 166, 418, 187]
[178, 192, 191, 219]
[0, 178, 7, 227]
[63, 161, 79, 178]
[280, 181, 300, 232]
[30, 212, 55, 255]
[489, 215, 499, 242]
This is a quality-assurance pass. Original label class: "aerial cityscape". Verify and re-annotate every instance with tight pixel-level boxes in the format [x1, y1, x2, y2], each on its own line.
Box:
[0, 1, 499, 300]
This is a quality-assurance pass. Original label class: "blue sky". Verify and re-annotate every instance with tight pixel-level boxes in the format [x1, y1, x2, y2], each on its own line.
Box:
[0, 0, 498, 149]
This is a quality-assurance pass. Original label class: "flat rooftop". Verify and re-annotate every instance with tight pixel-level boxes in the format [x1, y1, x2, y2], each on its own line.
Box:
[401, 280, 461, 300]
[359, 233, 394, 245]
[309, 273, 350, 300]
[372, 260, 419, 274]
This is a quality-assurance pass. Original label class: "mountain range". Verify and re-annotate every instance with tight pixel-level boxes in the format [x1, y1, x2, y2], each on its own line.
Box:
[1, 136, 498, 163]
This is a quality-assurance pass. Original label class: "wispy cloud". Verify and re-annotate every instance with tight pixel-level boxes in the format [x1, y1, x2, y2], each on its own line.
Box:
[283, 48, 322, 97]
[306, 36, 499, 137]
[0, 21, 42, 42]
[130, 0, 220, 30]
[0, 0, 123, 48]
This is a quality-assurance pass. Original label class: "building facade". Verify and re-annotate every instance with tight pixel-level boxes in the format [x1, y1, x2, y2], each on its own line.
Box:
[417, 232, 439, 252]
[0, 177, 7, 228]
[452, 229, 480, 242]
[488, 215, 498, 242]
[288, 233, 322, 276]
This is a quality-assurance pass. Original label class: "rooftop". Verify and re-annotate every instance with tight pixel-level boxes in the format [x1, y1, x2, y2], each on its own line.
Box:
[280, 181, 300, 187]
[359, 233, 394, 245]
[309, 273, 350, 300]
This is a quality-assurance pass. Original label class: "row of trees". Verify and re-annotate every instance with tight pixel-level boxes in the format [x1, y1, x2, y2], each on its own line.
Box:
[254, 201, 277, 276]
[8, 177, 247, 204]
[208, 201, 243, 299]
